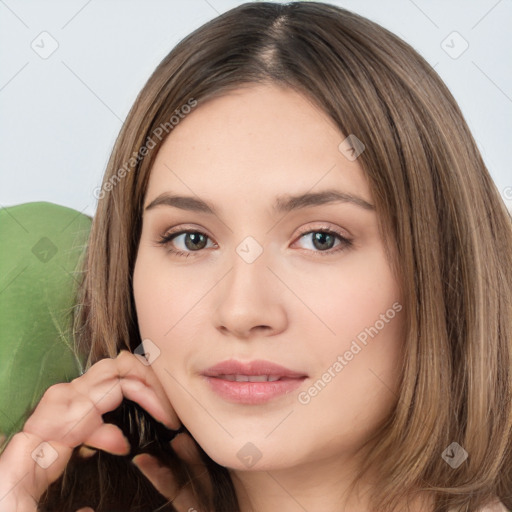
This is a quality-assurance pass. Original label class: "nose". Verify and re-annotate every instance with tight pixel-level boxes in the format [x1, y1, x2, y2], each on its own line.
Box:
[213, 245, 288, 340]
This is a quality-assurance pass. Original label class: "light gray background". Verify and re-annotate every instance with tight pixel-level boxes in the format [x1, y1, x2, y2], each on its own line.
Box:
[1, 0, 511, 217]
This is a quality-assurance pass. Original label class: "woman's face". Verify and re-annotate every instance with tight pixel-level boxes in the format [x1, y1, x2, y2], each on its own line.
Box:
[133, 84, 404, 472]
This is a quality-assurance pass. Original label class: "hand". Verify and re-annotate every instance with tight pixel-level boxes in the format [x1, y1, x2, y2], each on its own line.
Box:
[0, 350, 180, 512]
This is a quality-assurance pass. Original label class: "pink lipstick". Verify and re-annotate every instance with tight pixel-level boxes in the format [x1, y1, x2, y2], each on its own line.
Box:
[202, 359, 307, 405]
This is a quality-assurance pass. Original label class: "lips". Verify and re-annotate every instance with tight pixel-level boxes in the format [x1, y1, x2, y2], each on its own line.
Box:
[203, 359, 307, 378]
[217, 374, 281, 382]
[202, 359, 308, 404]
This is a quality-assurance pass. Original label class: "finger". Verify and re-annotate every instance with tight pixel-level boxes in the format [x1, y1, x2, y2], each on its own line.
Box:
[82, 423, 130, 456]
[116, 351, 181, 429]
[73, 351, 181, 429]
[23, 378, 163, 454]
[24, 384, 128, 456]
[23, 386, 105, 448]
[22, 361, 174, 459]
[76, 508, 95, 512]
[132, 453, 205, 512]
[0, 431, 74, 499]
[132, 453, 179, 499]
[72, 374, 172, 430]
[132, 433, 212, 499]
[75, 374, 178, 430]
[119, 377, 178, 430]
[170, 432, 202, 466]
[77, 445, 97, 458]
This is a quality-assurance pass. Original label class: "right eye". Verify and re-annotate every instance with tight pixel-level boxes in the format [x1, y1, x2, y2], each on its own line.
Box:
[157, 229, 216, 257]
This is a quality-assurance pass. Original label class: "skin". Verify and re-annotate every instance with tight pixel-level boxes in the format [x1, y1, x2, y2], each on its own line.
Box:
[0, 350, 203, 512]
[133, 83, 422, 511]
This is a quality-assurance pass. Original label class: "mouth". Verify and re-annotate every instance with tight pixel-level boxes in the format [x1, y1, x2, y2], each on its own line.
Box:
[202, 359, 308, 405]
[203, 359, 308, 378]
[214, 374, 283, 382]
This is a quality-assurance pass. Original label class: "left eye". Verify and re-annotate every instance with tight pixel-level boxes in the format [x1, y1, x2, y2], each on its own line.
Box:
[295, 230, 344, 251]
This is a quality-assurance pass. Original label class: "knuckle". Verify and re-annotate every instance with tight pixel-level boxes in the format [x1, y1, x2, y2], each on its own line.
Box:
[10, 431, 37, 448]
[91, 356, 116, 371]
[65, 396, 99, 426]
[116, 350, 135, 366]
[42, 382, 71, 401]
[117, 349, 132, 359]
[115, 350, 139, 374]
[74, 357, 116, 383]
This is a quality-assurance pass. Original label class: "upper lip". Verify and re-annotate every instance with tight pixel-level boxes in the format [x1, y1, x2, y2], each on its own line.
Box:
[202, 359, 308, 379]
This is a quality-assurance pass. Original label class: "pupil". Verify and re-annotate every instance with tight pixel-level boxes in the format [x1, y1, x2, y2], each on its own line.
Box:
[313, 232, 334, 250]
[185, 232, 207, 250]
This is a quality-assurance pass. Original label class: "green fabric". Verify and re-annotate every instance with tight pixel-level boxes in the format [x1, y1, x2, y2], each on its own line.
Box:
[0, 202, 92, 438]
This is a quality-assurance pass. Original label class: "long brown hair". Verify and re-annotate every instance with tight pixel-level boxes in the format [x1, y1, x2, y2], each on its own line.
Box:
[39, 2, 512, 511]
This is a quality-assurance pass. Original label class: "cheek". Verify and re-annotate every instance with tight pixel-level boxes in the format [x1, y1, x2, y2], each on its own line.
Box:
[294, 243, 404, 416]
[294, 294, 404, 460]
[133, 257, 164, 339]
[286, 242, 402, 353]
[133, 250, 207, 339]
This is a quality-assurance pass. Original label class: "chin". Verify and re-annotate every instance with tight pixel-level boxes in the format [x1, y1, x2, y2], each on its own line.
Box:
[190, 432, 302, 472]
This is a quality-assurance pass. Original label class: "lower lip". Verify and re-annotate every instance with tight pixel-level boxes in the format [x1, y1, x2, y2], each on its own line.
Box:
[203, 376, 306, 404]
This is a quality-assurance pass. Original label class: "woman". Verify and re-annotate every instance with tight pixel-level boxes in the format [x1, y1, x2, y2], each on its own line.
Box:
[0, 2, 511, 511]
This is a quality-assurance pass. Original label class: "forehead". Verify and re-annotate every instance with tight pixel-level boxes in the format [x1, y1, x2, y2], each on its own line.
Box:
[144, 84, 372, 211]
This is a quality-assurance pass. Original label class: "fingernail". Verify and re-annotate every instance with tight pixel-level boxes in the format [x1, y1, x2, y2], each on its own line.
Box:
[78, 445, 97, 458]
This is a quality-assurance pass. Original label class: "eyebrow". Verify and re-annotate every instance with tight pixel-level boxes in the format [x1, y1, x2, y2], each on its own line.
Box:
[144, 189, 375, 214]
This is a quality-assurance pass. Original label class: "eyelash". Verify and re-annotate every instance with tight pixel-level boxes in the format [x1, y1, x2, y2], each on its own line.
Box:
[157, 225, 353, 259]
